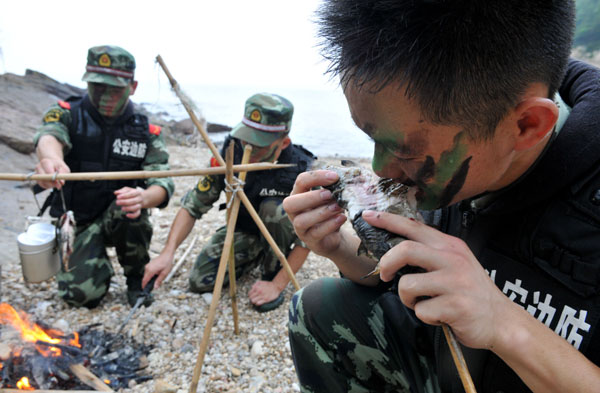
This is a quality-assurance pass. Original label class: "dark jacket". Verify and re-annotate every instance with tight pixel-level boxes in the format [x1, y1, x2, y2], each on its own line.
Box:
[218, 136, 316, 234]
[431, 59, 600, 392]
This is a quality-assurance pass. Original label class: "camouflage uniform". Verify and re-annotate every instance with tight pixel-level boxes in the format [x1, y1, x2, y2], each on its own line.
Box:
[34, 46, 174, 308]
[289, 278, 441, 393]
[182, 92, 314, 293]
[182, 174, 304, 293]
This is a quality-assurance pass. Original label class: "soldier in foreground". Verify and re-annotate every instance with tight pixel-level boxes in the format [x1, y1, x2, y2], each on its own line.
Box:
[34, 45, 174, 308]
[283, 1, 600, 392]
[143, 93, 314, 312]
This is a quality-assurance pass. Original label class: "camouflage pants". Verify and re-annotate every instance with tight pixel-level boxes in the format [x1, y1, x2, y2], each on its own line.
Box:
[288, 277, 442, 393]
[55, 200, 152, 308]
[189, 198, 300, 293]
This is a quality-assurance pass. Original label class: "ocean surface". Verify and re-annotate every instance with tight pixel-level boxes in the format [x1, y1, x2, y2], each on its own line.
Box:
[137, 84, 374, 159]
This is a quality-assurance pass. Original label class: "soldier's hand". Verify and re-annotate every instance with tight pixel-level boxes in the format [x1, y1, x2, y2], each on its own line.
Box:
[114, 187, 145, 219]
[35, 158, 70, 189]
[282, 170, 346, 258]
[143, 252, 174, 289]
[249, 280, 282, 306]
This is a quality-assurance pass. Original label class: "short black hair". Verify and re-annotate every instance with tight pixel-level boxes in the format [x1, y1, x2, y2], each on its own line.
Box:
[318, 0, 575, 140]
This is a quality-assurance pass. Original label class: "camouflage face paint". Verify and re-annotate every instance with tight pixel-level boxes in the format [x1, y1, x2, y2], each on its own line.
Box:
[371, 129, 471, 210]
[244, 140, 281, 163]
[414, 132, 471, 210]
[371, 131, 407, 173]
[88, 83, 131, 117]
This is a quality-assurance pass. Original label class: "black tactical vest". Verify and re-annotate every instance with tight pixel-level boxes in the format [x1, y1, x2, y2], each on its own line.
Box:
[218, 136, 316, 234]
[49, 96, 149, 225]
[431, 162, 600, 393]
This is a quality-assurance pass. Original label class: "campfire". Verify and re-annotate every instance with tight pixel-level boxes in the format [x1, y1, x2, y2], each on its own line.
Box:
[0, 303, 152, 391]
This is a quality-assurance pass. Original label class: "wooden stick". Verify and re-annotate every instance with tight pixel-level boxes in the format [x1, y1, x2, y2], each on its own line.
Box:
[189, 158, 248, 393]
[156, 55, 300, 291]
[224, 142, 239, 335]
[0, 163, 294, 182]
[68, 363, 114, 392]
[442, 324, 477, 393]
[163, 234, 198, 284]
[227, 144, 252, 335]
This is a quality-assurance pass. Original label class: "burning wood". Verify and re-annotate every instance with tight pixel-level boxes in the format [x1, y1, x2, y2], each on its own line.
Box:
[0, 303, 152, 391]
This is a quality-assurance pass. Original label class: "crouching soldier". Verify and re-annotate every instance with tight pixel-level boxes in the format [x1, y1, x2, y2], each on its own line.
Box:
[34, 45, 174, 308]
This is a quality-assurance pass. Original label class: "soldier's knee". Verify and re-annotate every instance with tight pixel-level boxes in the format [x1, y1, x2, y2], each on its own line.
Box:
[58, 280, 108, 309]
[59, 289, 105, 309]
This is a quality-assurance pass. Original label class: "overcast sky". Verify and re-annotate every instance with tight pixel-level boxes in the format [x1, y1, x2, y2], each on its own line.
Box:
[1, 0, 335, 98]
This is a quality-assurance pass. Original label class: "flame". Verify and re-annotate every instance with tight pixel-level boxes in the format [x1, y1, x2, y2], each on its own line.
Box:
[16, 376, 34, 390]
[0, 303, 80, 357]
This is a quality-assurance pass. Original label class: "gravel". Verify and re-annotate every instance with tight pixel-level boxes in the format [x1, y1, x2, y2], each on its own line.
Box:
[0, 144, 369, 393]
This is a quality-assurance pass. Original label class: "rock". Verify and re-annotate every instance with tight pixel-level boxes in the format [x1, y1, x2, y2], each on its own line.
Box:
[181, 343, 195, 353]
[154, 379, 178, 393]
[250, 340, 264, 358]
[201, 292, 213, 304]
[53, 318, 70, 332]
[206, 122, 232, 133]
[230, 366, 242, 377]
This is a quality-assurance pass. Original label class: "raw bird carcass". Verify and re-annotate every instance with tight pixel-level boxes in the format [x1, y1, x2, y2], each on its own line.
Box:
[324, 160, 422, 277]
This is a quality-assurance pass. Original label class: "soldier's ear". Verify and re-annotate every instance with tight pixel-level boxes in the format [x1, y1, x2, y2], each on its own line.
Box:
[280, 136, 291, 149]
[129, 81, 138, 96]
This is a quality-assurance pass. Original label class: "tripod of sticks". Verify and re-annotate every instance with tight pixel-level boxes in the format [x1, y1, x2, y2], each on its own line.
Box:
[155, 55, 304, 393]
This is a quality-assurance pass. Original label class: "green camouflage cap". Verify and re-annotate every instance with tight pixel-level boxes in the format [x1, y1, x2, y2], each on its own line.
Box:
[81, 45, 136, 87]
[230, 93, 293, 147]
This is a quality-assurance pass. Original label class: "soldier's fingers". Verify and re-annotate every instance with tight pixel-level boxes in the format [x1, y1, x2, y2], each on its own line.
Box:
[302, 213, 346, 241]
[291, 201, 343, 233]
[116, 195, 143, 206]
[283, 188, 336, 222]
[290, 170, 339, 196]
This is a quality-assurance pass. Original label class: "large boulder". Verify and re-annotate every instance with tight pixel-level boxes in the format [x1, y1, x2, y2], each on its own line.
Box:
[0, 70, 84, 155]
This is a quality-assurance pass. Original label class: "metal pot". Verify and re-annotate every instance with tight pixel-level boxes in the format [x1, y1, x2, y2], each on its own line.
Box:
[17, 222, 60, 283]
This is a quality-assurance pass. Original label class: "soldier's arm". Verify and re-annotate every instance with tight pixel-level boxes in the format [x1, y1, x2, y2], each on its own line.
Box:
[142, 208, 196, 288]
[143, 173, 224, 288]
[34, 104, 73, 189]
[142, 130, 175, 208]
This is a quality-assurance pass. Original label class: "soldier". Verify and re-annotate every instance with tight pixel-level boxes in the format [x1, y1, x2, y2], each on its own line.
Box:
[283, 1, 600, 392]
[143, 93, 314, 312]
[34, 45, 174, 309]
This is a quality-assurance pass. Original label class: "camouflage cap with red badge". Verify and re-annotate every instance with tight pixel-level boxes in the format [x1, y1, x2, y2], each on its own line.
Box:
[230, 93, 294, 147]
[81, 45, 136, 87]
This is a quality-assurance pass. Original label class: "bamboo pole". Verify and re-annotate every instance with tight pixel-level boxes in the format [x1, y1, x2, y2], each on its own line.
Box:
[227, 144, 252, 335]
[0, 163, 293, 182]
[156, 55, 300, 292]
[189, 148, 247, 393]
[442, 324, 477, 393]
[224, 142, 239, 335]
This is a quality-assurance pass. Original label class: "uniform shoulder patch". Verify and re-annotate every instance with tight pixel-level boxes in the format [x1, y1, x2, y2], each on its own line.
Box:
[197, 175, 215, 192]
[57, 100, 71, 110]
[149, 124, 161, 135]
[43, 108, 64, 123]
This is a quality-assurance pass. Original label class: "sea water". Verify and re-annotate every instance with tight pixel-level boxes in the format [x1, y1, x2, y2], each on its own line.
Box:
[138, 84, 374, 159]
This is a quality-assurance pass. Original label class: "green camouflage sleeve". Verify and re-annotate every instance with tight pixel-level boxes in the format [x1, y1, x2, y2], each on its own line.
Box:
[144, 132, 175, 207]
[181, 173, 223, 219]
[33, 104, 73, 154]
